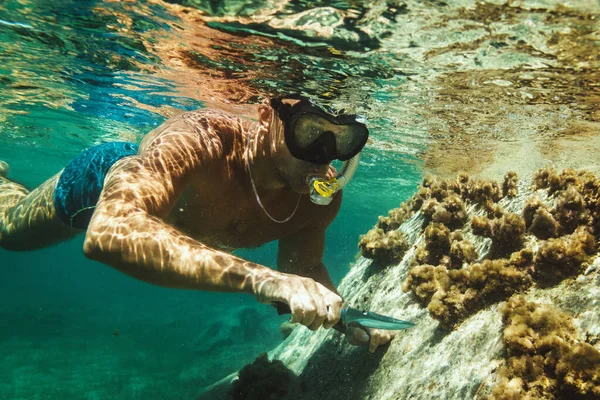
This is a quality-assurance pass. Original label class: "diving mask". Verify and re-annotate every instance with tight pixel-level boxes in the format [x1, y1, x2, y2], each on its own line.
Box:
[271, 96, 369, 165]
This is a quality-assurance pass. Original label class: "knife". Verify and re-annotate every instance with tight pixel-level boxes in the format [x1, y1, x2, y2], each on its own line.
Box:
[273, 302, 415, 331]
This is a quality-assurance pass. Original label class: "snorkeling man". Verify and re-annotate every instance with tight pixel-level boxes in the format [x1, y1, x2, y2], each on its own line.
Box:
[0, 96, 394, 352]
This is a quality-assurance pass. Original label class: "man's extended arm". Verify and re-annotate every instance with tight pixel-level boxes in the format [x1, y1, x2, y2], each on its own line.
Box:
[83, 116, 342, 329]
[277, 194, 343, 329]
[277, 198, 397, 352]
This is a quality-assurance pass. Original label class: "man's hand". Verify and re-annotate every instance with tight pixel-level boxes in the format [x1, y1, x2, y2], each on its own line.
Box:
[255, 273, 343, 331]
[345, 325, 396, 353]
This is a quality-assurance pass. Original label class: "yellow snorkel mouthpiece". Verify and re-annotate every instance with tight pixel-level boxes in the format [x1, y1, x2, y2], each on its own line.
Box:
[310, 177, 339, 205]
[313, 177, 341, 198]
[309, 154, 361, 205]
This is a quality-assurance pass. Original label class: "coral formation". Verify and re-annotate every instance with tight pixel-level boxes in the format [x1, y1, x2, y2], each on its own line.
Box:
[461, 175, 503, 205]
[448, 231, 478, 269]
[502, 171, 518, 198]
[358, 228, 409, 267]
[362, 168, 598, 331]
[421, 194, 468, 229]
[404, 253, 532, 329]
[230, 353, 297, 400]
[532, 167, 563, 194]
[413, 224, 477, 270]
[414, 222, 451, 266]
[532, 167, 600, 234]
[554, 186, 591, 235]
[470, 212, 526, 258]
[375, 187, 430, 232]
[532, 226, 595, 287]
[486, 296, 600, 399]
[394, 169, 599, 330]
[523, 197, 558, 239]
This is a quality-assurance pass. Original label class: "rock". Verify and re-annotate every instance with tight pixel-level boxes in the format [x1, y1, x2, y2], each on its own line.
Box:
[199, 169, 600, 399]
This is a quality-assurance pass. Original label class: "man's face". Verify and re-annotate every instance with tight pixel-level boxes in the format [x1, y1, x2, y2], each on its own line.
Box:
[269, 103, 330, 194]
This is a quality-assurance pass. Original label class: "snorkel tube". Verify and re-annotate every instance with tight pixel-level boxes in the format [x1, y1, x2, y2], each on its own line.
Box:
[309, 153, 361, 205]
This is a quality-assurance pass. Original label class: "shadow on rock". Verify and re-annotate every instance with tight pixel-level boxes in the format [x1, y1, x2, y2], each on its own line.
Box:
[296, 334, 386, 400]
[229, 352, 299, 400]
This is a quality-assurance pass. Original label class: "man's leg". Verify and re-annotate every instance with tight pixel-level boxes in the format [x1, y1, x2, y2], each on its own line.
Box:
[0, 162, 80, 251]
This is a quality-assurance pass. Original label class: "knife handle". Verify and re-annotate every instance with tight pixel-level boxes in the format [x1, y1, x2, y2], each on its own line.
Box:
[272, 301, 346, 332]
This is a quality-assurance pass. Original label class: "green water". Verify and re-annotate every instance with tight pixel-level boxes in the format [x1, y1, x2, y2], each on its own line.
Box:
[1, 0, 598, 399]
[0, 1, 420, 398]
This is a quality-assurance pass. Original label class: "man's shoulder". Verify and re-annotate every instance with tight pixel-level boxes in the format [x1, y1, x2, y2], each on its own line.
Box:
[145, 107, 247, 145]
[180, 108, 247, 129]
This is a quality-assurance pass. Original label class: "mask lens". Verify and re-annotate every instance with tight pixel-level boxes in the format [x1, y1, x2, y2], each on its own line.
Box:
[292, 113, 331, 147]
[292, 113, 368, 161]
[334, 124, 368, 160]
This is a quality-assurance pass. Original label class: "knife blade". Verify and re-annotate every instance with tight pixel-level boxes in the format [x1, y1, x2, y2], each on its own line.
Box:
[273, 302, 415, 331]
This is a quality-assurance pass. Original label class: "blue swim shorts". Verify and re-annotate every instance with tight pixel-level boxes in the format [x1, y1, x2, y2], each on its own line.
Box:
[53, 142, 139, 229]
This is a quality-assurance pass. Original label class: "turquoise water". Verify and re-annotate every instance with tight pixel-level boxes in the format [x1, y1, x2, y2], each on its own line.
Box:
[0, 1, 421, 399]
[1, 0, 598, 399]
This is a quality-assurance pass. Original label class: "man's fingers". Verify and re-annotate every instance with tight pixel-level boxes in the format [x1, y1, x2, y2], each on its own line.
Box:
[303, 279, 327, 330]
[283, 277, 342, 331]
[345, 326, 370, 346]
[369, 332, 381, 353]
[320, 286, 343, 329]
[307, 298, 327, 331]
[288, 281, 321, 328]
[301, 302, 317, 327]
[289, 298, 304, 324]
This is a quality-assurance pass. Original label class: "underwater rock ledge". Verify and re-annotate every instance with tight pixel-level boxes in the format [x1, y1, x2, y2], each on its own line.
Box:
[199, 168, 600, 400]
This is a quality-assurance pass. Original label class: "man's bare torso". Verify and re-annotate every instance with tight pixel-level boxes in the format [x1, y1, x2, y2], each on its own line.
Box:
[136, 107, 340, 251]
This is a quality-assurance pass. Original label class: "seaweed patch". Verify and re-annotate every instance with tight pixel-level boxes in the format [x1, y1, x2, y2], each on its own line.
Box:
[230, 353, 298, 400]
[361, 169, 598, 330]
[484, 295, 600, 399]
[358, 228, 410, 267]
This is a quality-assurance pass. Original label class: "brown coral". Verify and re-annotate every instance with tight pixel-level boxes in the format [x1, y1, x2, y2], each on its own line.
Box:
[230, 353, 297, 400]
[532, 167, 563, 194]
[405, 256, 531, 330]
[530, 207, 559, 240]
[402, 264, 448, 305]
[523, 197, 545, 228]
[376, 187, 431, 232]
[471, 213, 526, 258]
[487, 296, 600, 399]
[418, 182, 468, 230]
[436, 194, 468, 229]
[533, 226, 595, 287]
[523, 197, 559, 240]
[413, 227, 477, 270]
[414, 223, 451, 266]
[502, 171, 518, 198]
[448, 231, 478, 269]
[554, 186, 591, 235]
[359, 228, 409, 267]
[428, 259, 532, 329]
[465, 178, 503, 204]
[532, 168, 600, 234]
[382, 169, 600, 333]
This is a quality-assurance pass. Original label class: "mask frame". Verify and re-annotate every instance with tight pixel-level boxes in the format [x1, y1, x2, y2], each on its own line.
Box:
[270, 96, 369, 164]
